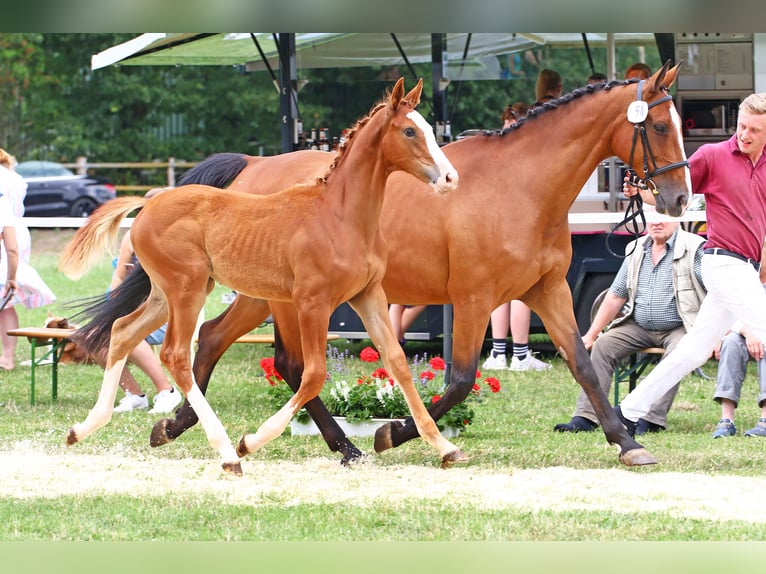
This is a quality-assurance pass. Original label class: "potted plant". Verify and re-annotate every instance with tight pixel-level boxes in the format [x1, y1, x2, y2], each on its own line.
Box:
[260, 346, 502, 438]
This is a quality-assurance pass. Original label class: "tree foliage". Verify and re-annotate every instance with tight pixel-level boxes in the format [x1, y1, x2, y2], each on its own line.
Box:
[0, 33, 661, 188]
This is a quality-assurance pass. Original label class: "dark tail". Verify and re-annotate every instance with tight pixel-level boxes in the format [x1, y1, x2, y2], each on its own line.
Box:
[66, 264, 153, 355]
[179, 152, 249, 188]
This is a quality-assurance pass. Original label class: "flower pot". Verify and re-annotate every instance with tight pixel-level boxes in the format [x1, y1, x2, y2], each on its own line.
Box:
[290, 416, 460, 438]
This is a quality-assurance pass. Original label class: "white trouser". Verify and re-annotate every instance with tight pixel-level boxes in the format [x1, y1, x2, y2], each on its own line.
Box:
[620, 253, 766, 421]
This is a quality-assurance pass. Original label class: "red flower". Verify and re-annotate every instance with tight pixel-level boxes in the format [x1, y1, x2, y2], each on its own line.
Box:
[371, 367, 390, 380]
[429, 357, 446, 371]
[420, 370, 435, 381]
[260, 357, 283, 386]
[431, 395, 441, 404]
[360, 346, 380, 363]
[472, 383, 481, 393]
[475, 370, 481, 379]
[484, 377, 501, 393]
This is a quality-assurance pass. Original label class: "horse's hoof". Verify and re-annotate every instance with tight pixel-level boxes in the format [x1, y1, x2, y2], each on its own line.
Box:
[619, 447, 658, 467]
[440, 449, 469, 469]
[341, 452, 369, 467]
[221, 461, 243, 476]
[235, 437, 249, 458]
[66, 427, 79, 446]
[374, 420, 403, 453]
[149, 418, 174, 448]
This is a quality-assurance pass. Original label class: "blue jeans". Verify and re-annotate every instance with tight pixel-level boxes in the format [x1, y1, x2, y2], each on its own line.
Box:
[145, 324, 166, 346]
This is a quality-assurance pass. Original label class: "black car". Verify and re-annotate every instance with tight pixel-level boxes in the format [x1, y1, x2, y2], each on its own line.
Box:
[14, 161, 117, 217]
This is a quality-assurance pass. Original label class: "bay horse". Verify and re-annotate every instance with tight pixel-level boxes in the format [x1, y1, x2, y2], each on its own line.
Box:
[58, 78, 462, 475]
[91, 62, 689, 468]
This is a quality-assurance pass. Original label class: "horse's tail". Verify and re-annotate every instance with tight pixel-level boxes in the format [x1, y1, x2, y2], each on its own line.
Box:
[67, 264, 153, 355]
[178, 152, 248, 187]
[58, 195, 146, 280]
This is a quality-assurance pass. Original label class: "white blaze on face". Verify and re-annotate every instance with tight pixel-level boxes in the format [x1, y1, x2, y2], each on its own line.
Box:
[407, 109, 459, 192]
[669, 103, 692, 204]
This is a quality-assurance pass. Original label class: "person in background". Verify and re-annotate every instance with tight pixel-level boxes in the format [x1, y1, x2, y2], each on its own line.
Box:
[625, 62, 652, 80]
[0, 148, 56, 370]
[483, 101, 551, 372]
[388, 304, 426, 347]
[533, 69, 563, 107]
[554, 221, 706, 434]
[0, 192, 19, 344]
[711, 247, 766, 438]
[587, 72, 607, 84]
[615, 93, 766, 437]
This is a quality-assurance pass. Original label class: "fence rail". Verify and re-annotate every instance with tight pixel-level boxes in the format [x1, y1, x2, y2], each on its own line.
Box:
[64, 157, 200, 193]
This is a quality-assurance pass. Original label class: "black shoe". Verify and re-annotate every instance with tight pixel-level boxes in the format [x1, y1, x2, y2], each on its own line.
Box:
[614, 406, 636, 438]
[635, 418, 666, 435]
[553, 416, 598, 433]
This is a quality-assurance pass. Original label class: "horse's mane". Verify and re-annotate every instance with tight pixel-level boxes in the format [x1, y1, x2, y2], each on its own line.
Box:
[493, 78, 636, 137]
[320, 85, 415, 182]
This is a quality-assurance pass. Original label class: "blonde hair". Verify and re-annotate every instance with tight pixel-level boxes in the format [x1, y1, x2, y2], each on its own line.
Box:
[0, 148, 16, 170]
[741, 93, 766, 115]
[535, 69, 563, 102]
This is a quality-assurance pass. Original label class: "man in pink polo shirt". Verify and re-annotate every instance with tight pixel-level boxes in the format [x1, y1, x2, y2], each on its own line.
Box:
[616, 92, 766, 436]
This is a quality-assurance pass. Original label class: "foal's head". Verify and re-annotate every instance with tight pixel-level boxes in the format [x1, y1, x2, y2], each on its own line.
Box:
[337, 78, 457, 194]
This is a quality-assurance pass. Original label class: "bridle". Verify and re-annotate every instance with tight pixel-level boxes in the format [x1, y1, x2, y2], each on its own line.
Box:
[607, 79, 690, 257]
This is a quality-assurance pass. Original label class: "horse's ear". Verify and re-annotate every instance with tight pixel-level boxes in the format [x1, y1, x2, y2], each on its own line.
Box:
[390, 77, 406, 109]
[403, 78, 423, 108]
[649, 59, 680, 93]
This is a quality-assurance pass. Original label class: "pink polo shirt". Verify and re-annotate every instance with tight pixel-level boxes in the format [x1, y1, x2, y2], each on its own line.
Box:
[691, 135, 766, 262]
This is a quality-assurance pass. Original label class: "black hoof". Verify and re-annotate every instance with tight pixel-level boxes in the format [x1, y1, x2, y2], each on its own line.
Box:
[374, 419, 403, 453]
[149, 418, 174, 448]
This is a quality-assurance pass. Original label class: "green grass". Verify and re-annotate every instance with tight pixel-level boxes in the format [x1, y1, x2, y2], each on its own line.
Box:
[3, 229, 766, 541]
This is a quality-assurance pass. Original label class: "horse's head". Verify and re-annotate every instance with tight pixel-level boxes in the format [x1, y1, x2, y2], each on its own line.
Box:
[385, 77, 458, 194]
[613, 61, 691, 217]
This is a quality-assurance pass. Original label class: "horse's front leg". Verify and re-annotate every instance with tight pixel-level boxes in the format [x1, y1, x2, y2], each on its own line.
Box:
[269, 301, 366, 465]
[349, 285, 468, 467]
[236, 303, 334, 457]
[151, 295, 271, 447]
[67, 300, 165, 446]
[530, 281, 657, 467]
[377, 299, 489, 451]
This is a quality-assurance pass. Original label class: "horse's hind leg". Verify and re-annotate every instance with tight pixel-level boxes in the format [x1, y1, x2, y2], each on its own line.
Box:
[150, 295, 271, 447]
[270, 301, 365, 464]
[68, 297, 166, 445]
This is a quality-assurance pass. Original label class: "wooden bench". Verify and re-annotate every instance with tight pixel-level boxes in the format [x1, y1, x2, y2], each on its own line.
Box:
[7, 327, 340, 405]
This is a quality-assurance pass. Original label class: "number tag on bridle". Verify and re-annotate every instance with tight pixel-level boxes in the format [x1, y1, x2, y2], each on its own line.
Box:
[627, 101, 648, 124]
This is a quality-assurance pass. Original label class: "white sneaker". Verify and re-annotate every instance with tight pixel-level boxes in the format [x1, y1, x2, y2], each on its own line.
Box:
[510, 352, 552, 371]
[148, 388, 182, 414]
[114, 391, 149, 412]
[482, 353, 507, 370]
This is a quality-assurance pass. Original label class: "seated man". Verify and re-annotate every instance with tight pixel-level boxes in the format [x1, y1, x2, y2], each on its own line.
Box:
[711, 264, 766, 438]
[554, 220, 705, 435]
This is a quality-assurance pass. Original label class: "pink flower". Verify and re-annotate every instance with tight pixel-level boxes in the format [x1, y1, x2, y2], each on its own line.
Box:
[429, 357, 446, 371]
[360, 346, 380, 363]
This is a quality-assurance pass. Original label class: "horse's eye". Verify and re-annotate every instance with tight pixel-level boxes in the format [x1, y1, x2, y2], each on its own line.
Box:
[404, 127, 416, 137]
[654, 123, 667, 135]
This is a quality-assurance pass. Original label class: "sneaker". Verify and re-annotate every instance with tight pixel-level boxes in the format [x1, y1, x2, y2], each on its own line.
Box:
[148, 388, 182, 414]
[744, 418, 766, 437]
[712, 418, 736, 438]
[114, 391, 149, 413]
[482, 353, 507, 370]
[510, 351, 552, 371]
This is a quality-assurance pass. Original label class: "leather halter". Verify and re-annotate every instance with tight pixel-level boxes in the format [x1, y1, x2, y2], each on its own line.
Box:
[607, 80, 690, 257]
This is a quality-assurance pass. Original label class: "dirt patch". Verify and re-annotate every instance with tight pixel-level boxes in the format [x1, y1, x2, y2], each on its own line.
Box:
[2, 441, 764, 523]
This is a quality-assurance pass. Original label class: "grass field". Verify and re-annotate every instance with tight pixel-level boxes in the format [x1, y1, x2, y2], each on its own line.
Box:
[2, 228, 766, 544]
